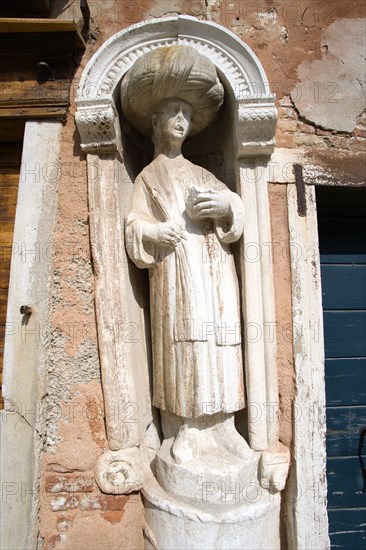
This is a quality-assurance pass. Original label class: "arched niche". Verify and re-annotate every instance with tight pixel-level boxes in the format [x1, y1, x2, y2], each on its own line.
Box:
[76, 16, 276, 157]
[76, 15, 279, 459]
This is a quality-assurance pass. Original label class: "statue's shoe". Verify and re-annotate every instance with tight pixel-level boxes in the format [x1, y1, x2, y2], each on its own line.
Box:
[170, 426, 199, 464]
[213, 419, 254, 461]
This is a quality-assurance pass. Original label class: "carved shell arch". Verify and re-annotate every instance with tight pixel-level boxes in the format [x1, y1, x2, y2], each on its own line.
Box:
[76, 15, 277, 156]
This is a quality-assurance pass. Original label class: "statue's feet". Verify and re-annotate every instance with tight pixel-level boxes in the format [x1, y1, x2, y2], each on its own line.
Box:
[171, 426, 197, 464]
[214, 418, 253, 461]
[170, 415, 253, 465]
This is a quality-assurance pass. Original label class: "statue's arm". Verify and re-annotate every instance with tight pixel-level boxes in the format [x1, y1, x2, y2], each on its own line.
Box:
[125, 176, 186, 268]
[125, 177, 159, 269]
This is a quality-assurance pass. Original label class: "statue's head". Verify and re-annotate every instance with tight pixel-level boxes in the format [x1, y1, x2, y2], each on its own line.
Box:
[151, 97, 192, 147]
[121, 45, 224, 139]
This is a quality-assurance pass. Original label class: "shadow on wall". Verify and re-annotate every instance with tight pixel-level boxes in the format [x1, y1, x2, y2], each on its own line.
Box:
[0, 0, 81, 18]
[0, 0, 52, 17]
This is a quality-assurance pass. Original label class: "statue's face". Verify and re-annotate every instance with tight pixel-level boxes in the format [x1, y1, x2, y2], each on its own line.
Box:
[152, 99, 192, 145]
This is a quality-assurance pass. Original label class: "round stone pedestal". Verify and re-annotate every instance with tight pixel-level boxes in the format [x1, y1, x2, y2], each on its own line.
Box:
[142, 434, 282, 549]
[155, 438, 259, 509]
[143, 473, 281, 550]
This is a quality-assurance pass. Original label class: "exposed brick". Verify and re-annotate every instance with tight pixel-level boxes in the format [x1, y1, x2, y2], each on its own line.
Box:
[278, 95, 293, 107]
[79, 493, 130, 512]
[278, 106, 297, 120]
[349, 138, 366, 152]
[46, 463, 72, 473]
[99, 494, 129, 511]
[276, 133, 295, 148]
[294, 134, 327, 148]
[50, 495, 80, 512]
[277, 119, 298, 133]
[325, 136, 353, 150]
[102, 509, 125, 524]
[45, 473, 94, 493]
[316, 128, 331, 136]
[354, 127, 366, 138]
[297, 122, 315, 134]
[80, 496, 102, 511]
[48, 487, 134, 513]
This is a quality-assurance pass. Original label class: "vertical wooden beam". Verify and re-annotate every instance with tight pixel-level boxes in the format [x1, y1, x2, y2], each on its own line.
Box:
[286, 184, 329, 550]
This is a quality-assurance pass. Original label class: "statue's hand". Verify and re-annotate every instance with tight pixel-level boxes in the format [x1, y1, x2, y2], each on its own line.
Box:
[191, 191, 231, 220]
[143, 222, 187, 247]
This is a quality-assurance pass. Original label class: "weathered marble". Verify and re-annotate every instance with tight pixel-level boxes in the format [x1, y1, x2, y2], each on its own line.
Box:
[76, 18, 290, 550]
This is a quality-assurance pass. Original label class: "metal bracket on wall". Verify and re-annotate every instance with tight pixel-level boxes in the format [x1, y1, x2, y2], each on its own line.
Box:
[293, 163, 307, 217]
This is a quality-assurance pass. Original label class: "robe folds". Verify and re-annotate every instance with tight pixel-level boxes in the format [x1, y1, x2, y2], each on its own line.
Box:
[126, 155, 245, 418]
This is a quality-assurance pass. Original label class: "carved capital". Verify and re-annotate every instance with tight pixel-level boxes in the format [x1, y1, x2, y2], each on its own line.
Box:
[95, 448, 143, 494]
[236, 100, 277, 158]
[75, 102, 121, 154]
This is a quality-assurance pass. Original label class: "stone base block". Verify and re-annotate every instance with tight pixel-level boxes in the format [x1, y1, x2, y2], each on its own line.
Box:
[155, 438, 259, 509]
[143, 474, 281, 550]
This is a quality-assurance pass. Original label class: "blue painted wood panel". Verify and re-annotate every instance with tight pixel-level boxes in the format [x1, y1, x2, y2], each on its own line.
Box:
[325, 358, 366, 406]
[321, 265, 366, 310]
[323, 311, 366, 358]
[328, 509, 366, 549]
[326, 406, 366, 457]
[327, 457, 366, 508]
[317, 188, 366, 549]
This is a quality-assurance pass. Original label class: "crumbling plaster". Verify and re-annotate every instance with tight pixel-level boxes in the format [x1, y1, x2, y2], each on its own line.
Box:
[291, 18, 365, 133]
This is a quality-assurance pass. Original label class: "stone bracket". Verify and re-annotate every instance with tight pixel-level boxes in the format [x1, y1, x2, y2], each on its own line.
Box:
[95, 447, 144, 495]
[75, 101, 121, 154]
[259, 443, 291, 492]
[236, 100, 277, 158]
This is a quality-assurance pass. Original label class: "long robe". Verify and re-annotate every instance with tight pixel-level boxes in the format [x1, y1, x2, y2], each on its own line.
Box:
[125, 155, 245, 418]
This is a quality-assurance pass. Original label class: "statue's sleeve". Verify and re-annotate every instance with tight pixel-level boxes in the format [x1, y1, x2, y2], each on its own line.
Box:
[215, 190, 244, 244]
[125, 175, 159, 269]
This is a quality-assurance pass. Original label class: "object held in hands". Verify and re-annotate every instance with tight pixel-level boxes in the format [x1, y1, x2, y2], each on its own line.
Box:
[186, 187, 230, 220]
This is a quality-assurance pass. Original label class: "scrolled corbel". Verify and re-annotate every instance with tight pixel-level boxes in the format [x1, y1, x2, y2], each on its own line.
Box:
[95, 447, 144, 494]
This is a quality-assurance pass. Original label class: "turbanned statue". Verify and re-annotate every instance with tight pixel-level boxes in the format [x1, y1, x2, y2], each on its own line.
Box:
[122, 46, 251, 463]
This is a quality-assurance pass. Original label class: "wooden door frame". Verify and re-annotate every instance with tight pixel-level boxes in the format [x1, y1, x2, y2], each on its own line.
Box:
[286, 184, 330, 550]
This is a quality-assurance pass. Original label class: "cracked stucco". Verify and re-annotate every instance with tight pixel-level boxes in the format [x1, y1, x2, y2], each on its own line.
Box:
[291, 18, 366, 132]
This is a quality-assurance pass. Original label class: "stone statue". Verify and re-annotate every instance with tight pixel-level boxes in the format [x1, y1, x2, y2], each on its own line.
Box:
[77, 24, 291, 548]
[123, 46, 252, 465]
